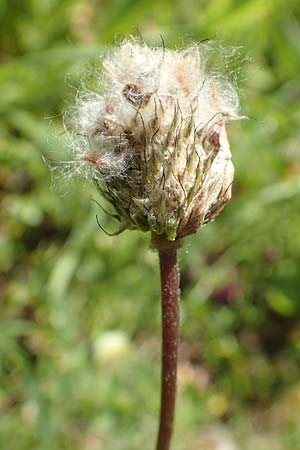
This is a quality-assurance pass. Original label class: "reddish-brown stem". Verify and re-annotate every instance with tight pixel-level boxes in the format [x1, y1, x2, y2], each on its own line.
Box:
[156, 246, 180, 450]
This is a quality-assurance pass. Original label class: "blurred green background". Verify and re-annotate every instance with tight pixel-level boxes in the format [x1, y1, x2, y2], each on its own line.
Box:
[1, 0, 300, 449]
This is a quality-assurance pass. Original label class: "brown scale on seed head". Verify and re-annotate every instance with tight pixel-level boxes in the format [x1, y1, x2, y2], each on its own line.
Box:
[123, 83, 151, 108]
[83, 154, 106, 166]
[176, 63, 190, 95]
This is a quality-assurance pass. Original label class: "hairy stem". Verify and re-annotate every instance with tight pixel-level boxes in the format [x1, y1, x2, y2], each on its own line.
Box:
[156, 245, 180, 450]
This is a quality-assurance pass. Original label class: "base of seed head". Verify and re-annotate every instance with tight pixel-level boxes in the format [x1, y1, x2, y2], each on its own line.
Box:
[67, 38, 241, 242]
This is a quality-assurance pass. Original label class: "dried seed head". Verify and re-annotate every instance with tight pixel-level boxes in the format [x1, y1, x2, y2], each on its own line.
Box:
[66, 39, 241, 241]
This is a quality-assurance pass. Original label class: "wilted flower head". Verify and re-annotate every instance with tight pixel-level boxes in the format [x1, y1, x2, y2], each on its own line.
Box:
[66, 38, 241, 241]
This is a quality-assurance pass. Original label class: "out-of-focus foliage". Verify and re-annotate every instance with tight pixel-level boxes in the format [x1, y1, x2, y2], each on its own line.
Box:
[1, 1, 300, 449]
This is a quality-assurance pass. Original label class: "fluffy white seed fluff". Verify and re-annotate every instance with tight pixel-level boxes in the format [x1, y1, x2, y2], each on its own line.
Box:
[66, 39, 241, 241]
